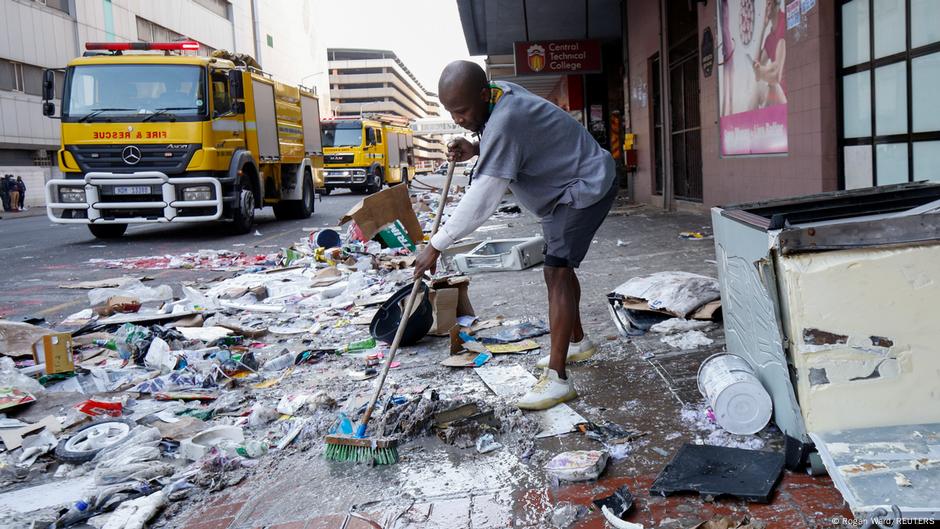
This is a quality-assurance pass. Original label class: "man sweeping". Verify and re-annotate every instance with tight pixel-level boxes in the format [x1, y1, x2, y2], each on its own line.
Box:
[414, 61, 617, 411]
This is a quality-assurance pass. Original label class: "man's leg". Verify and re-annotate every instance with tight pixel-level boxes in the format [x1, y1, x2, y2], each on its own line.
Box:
[544, 266, 579, 379]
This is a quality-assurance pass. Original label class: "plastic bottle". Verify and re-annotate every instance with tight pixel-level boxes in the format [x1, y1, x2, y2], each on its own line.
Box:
[262, 352, 294, 371]
[236, 440, 268, 458]
[340, 337, 376, 353]
[93, 339, 118, 351]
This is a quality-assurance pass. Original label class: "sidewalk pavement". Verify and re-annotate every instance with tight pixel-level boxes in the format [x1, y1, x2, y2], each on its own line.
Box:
[0, 206, 45, 220]
[168, 199, 854, 529]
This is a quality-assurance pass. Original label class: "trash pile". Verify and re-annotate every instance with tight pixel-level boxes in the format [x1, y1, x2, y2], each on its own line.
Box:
[0, 184, 574, 528]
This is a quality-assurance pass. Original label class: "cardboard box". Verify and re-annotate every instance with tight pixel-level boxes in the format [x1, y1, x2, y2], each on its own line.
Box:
[340, 184, 424, 242]
[374, 220, 416, 251]
[93, 295, 141, 316]
[428, 276, 475, 336]
[32, 333, 74, 374]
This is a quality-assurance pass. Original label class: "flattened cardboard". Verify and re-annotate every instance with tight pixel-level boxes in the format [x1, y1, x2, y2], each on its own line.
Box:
[339, 184, 423, 242]
[0, 415, 62, 450]
[486, 339, 540, 354]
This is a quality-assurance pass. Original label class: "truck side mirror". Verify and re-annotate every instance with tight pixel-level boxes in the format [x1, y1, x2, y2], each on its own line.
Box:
[43, 101, 56, 117]
[227, 69, 245, 114]
[42, 69, 55, 101]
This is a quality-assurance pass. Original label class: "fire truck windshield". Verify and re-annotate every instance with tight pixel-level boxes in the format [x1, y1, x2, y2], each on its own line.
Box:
[321, 121, 363, 147]
[63, 64, 207, 122]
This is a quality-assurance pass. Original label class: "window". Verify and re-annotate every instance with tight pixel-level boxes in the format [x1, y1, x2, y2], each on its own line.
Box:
[266, 35, 274, 48]
[35, 0, 69, 14]
[21, 64, 43, 96]
[210, 70, 232, 116]
[193, 0, 228, 19]
[136, 17, 215, 55]
[840, 0, 940, 188]
[375, 129, 383, 144]
[0, 60, 15, 91]
[0, 60, 28, 93]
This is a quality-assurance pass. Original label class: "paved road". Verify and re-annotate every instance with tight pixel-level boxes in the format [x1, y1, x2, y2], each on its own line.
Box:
[0, 190, 365, 323]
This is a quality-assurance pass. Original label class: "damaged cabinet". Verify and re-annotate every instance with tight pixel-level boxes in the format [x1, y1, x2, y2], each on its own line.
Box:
[712, 182, 940, 521]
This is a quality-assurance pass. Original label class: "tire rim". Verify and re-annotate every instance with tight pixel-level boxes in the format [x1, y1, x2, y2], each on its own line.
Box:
[242, 189, 254, 224]
[64, 422, 131, 453]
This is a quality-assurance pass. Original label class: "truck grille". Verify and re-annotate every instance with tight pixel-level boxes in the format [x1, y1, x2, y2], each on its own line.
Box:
[68, 144, 199, 175]
[324, 153, 354, 164]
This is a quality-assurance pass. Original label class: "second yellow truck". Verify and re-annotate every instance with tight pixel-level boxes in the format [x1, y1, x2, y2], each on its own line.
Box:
[320, 114, 415, 195]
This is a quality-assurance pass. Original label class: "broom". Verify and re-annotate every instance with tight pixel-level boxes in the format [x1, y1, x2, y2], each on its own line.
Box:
[325, 158, 457, 465]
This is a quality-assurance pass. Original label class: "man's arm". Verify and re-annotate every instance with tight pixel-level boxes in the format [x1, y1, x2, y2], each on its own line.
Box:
[413, 174, 510, 277]
[430, 174, 510, 251]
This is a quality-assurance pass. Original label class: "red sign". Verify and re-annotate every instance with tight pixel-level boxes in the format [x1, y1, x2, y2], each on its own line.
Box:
[513, 40, 602, 75]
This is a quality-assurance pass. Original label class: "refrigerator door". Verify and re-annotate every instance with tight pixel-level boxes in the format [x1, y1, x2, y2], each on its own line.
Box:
[811, 424, 940, 521]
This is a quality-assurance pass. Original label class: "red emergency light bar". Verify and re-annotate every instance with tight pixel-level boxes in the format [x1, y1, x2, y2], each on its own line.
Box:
[85, 41, 200, 52]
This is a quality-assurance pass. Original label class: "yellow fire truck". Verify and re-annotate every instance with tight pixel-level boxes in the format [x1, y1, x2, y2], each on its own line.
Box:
[41, 41, 323, 239]
[320, 114, 415, 195]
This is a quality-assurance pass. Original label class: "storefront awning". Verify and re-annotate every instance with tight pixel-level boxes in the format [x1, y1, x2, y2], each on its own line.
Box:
[456, 0, 622, 56]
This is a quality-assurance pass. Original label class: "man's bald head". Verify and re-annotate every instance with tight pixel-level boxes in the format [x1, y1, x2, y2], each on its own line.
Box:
[438, 61, 490, 133]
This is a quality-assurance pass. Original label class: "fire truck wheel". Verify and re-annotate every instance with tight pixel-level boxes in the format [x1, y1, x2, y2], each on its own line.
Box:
[365, 168, 383, 194]
[231, 180, 255, 234]
[274, 170, 314, 220]
[88, 223, 127, 239]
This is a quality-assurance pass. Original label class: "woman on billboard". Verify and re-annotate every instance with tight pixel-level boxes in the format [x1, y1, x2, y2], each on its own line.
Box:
[751, 0, 787, 108]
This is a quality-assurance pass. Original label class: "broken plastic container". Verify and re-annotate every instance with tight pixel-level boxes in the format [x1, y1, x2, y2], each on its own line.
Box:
[452, 236, 545, 273]
[544, 450, 609, 482]
[179, 425, 245, 461]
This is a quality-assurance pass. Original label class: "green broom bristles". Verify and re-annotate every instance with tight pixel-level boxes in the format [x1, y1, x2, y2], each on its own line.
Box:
[323, 435, 399, 465]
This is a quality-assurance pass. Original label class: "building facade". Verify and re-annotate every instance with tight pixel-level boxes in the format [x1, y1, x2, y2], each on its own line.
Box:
[327, 48, 447, 170]
[457, 0, 940, 209]
[0, 0, 330, 208]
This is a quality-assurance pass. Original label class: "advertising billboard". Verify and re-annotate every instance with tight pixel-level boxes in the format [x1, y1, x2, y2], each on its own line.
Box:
[513, 40, 602, 76]
[717, 0, 789, 156]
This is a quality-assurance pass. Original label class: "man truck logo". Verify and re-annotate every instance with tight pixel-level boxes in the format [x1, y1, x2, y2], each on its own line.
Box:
[122, 145, 142, 165]
[527, 44, 546, 72]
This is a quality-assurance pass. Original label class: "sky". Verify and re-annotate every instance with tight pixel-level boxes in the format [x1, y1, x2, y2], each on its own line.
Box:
[316, 0, 486, 94]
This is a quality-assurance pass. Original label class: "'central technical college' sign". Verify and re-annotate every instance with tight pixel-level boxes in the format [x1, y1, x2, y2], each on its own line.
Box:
[513, 39, 602, 75]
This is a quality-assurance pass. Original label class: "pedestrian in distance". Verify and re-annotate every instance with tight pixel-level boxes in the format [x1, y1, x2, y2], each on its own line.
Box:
[7, 176, 20, 213]
[15, 176, 26, 210]
[0, 175, 10, 212]
[414, 60, 617, 411]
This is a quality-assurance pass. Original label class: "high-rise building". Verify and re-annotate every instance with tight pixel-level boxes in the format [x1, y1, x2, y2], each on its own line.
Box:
[327, 48, 447, 171]
[0, 0, 330, 208]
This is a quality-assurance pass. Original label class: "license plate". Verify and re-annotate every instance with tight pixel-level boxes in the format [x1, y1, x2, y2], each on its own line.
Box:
[114, 186, 150, 195]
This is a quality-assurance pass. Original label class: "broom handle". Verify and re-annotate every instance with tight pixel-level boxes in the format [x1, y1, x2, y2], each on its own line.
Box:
[356, 159, 457, 436]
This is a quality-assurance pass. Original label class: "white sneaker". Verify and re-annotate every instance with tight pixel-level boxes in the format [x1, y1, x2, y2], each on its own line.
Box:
[516, 369, 578, 410]
[535, 337, 597, 368]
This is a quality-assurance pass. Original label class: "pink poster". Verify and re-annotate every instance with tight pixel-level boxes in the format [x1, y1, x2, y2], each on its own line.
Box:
[718, 0, 789, 156]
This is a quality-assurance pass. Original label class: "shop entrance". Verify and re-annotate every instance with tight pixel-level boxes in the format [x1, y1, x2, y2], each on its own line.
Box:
[667, 2, 703, 201]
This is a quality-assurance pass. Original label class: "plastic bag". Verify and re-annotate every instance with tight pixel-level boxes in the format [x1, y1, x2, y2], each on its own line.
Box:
[88, 279, 173, 306]
[113, 323, 153, 364]
[0, 357, 44, 395]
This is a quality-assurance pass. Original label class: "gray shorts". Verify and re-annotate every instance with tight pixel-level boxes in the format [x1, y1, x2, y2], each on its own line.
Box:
[541, 180, 617, 268]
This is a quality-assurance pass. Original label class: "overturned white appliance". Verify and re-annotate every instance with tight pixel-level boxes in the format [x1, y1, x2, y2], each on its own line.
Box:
[452, 236, 544, 274]
[712, 182, 940, 521]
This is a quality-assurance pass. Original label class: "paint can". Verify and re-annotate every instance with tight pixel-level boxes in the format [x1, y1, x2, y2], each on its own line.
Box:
[697, 353, 773, 435]
[310, 228, 341, 249]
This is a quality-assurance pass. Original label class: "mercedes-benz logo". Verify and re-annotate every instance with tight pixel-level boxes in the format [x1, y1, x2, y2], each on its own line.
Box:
[122, 145, 142, 165]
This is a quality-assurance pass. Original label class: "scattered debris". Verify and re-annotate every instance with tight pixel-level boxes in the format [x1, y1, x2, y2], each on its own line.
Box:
[650, 444, 785, 502]
[544, 450, 609, 482]
[660, 330, 714, 350]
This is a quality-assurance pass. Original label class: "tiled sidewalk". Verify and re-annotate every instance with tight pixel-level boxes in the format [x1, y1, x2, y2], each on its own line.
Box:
[180, 471, 852, 529]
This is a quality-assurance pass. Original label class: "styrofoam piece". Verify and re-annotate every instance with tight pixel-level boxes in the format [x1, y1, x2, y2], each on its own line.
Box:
[545, 450, 609, 482]
[453, 236, 544, 273]
[697, 354, 773, 435]
[179, 425, 244, 461]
